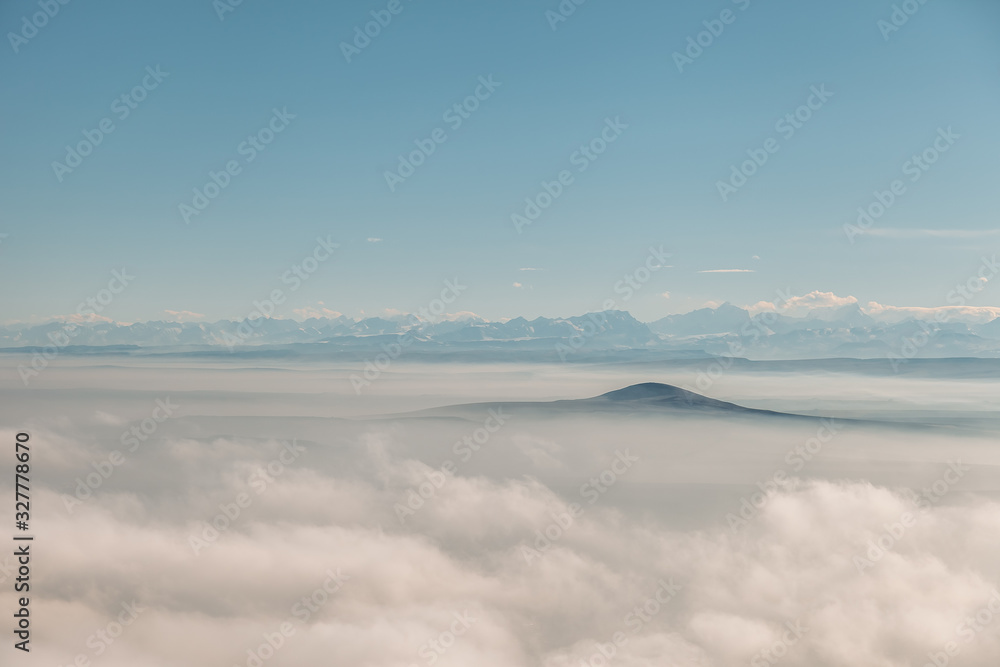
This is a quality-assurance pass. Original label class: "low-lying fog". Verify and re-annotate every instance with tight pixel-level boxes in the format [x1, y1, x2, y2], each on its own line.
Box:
[1, 356, 998, 666]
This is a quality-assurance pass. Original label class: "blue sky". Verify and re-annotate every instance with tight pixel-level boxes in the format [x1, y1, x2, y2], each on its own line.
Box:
[1, 0, 998, 323]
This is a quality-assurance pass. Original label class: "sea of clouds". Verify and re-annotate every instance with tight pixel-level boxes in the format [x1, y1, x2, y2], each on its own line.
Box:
[2, 360, 999, 666]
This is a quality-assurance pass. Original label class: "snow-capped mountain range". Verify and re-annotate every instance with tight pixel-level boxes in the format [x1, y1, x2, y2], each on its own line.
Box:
[3, 303, 1000, 359]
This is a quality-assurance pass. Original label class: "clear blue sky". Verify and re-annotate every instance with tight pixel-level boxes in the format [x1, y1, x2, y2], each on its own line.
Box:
[1, 0, 998, 323]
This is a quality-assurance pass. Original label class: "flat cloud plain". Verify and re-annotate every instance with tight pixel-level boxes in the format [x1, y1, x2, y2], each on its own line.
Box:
[1, 356, 999, 666]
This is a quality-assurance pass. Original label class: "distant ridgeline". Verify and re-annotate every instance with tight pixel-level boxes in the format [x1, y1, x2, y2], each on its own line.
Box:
[2, 303, 1000, 362]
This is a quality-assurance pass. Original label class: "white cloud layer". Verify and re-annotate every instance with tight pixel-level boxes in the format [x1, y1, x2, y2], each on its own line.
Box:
[5, 413, 999, 667]
[746, 291, 858, 316]
[163, 310, 205, 322]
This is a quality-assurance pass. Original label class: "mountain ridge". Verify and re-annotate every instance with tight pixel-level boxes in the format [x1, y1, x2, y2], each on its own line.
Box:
[4, 304, 1000, 359]
[386, 381, 801, 421]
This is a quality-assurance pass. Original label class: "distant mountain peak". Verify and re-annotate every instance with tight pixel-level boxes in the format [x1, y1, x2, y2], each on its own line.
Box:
[408, 382, 794, 420]
[599, 382, 695, 401]
[594, 382, 749, 411]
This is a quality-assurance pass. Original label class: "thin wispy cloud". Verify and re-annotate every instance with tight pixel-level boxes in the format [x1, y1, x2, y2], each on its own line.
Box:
[863, 228, 1000, 239]
[366, 237, 383, 243]
[519, 267, 542, 271]
[164, 309, 205, 322]
[698, 269, 756, 273]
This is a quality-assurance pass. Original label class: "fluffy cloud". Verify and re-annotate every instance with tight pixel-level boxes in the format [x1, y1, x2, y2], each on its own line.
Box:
[163, 310, 205, 322]
[780, 291, 858, 316]
[746, 291, 859, 316]
[864, 302, 1000, 324]
[8, 412, 1000, 667]
[292, 302, 344, 320]
[744, 290, 1000, 325]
